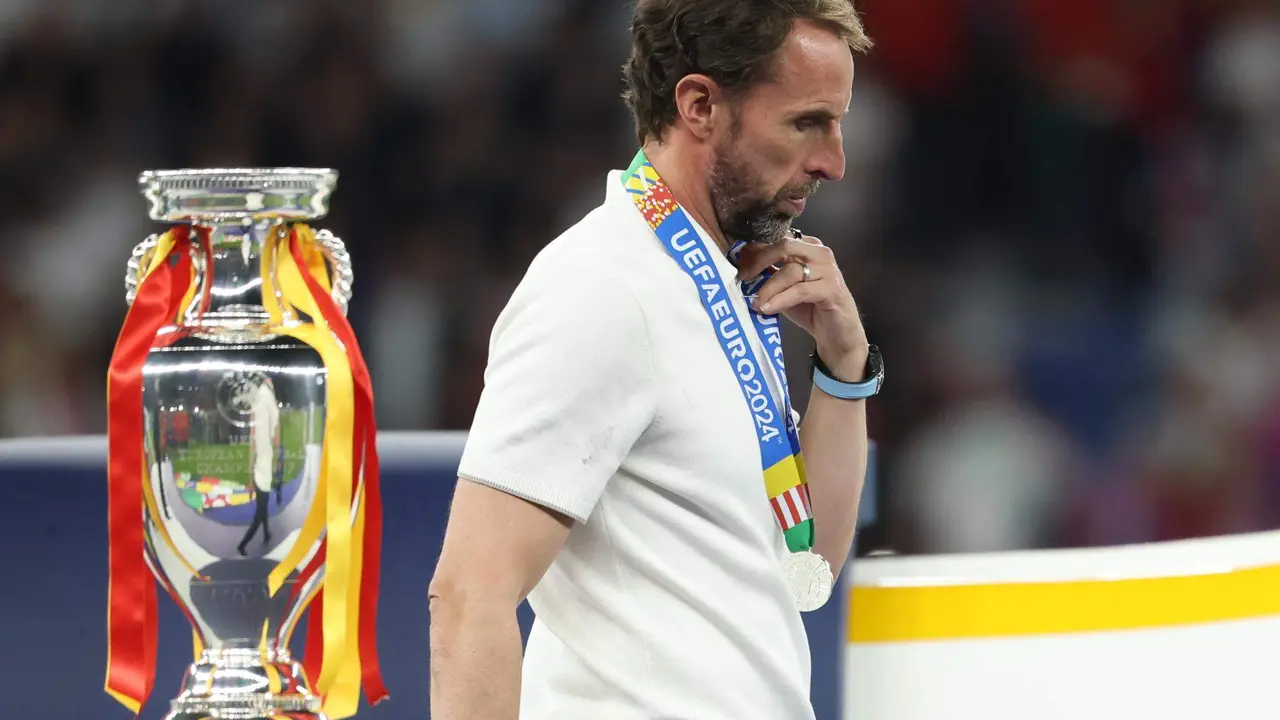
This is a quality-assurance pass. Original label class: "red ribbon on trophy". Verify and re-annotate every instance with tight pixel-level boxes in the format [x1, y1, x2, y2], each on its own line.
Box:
[105, 227, 196, 713]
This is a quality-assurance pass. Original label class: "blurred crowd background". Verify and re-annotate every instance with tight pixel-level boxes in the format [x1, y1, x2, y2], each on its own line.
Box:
[0, 0, 1276, 555]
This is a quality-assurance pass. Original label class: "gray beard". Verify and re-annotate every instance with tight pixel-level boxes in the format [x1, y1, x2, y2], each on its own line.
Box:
[709, 153, 807, 246]
[711, 185, 793, 246]
[743, 212, 793, 245]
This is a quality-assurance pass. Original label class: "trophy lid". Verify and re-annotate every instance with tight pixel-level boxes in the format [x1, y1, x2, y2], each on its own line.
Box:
[138, 167, 338, 222]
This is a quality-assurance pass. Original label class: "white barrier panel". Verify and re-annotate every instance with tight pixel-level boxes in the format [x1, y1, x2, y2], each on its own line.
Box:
[843, 532, 1280, 719]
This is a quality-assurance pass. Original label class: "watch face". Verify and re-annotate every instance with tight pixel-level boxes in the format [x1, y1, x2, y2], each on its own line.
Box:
[867, 345, 884, 383]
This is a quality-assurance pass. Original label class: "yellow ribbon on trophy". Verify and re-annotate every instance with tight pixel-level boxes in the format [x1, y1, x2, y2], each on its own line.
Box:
[291, 226, 385, 714]
[256, 223, 368, 718]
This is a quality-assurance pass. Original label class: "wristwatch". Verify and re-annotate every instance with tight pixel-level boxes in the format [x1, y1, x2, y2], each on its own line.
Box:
[811, 344, 883, 400]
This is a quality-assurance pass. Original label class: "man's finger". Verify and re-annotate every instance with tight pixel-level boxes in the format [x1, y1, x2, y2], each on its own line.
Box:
[735, 242, 797, 280]
[736, 238, 831, 282]
[752, 261, 817, 308]
[758, 278, 825, 314]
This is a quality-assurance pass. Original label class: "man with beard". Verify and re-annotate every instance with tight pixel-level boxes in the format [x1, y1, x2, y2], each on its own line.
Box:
[429, 2, 882, 718]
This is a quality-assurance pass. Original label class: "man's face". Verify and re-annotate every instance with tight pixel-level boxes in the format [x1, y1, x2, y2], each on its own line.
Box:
[709, 20, 854, 245]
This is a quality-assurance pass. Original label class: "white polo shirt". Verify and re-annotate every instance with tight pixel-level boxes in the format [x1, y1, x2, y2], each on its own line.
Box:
[249, 382, 279, 493]
[457, 170, 813, 719]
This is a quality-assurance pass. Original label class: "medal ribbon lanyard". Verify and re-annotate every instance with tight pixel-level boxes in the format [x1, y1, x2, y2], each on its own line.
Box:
[621, 151, 816, 554]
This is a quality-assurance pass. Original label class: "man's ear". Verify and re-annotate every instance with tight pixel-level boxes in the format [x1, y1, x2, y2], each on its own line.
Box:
[673, 74, 732, 141]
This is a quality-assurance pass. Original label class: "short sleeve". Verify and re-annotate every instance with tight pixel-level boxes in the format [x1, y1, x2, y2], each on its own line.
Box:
[457, 251, 657, 523]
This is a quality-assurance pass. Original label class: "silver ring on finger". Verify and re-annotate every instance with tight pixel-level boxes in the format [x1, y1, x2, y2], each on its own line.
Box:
[800, 262, 812, 282]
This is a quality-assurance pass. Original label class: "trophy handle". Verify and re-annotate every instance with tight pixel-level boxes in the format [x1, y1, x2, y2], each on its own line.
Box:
[314, 228, 353, 316]
[124, 234, 162, 306]
[124, 229, 353, 315]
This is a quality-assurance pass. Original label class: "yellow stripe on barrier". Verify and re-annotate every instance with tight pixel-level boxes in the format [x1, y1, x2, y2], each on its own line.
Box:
[848, 561, 1280, 643]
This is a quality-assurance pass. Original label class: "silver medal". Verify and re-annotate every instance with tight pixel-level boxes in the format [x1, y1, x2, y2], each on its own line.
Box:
[782, 550, 834, 612]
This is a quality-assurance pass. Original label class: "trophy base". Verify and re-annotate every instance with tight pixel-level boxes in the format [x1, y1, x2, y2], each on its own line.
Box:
[163, 648, 326, 720]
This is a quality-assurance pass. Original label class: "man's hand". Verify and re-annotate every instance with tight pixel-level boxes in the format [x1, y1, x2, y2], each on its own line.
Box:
[735, 234, 868, 377]
[737, 234, 872, 574]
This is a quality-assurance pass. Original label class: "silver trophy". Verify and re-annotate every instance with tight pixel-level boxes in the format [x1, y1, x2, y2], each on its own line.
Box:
[128, 169, 353, 719]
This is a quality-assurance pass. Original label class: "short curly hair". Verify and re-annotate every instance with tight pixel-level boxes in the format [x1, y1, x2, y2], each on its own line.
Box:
[622, 0, 873, 145]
